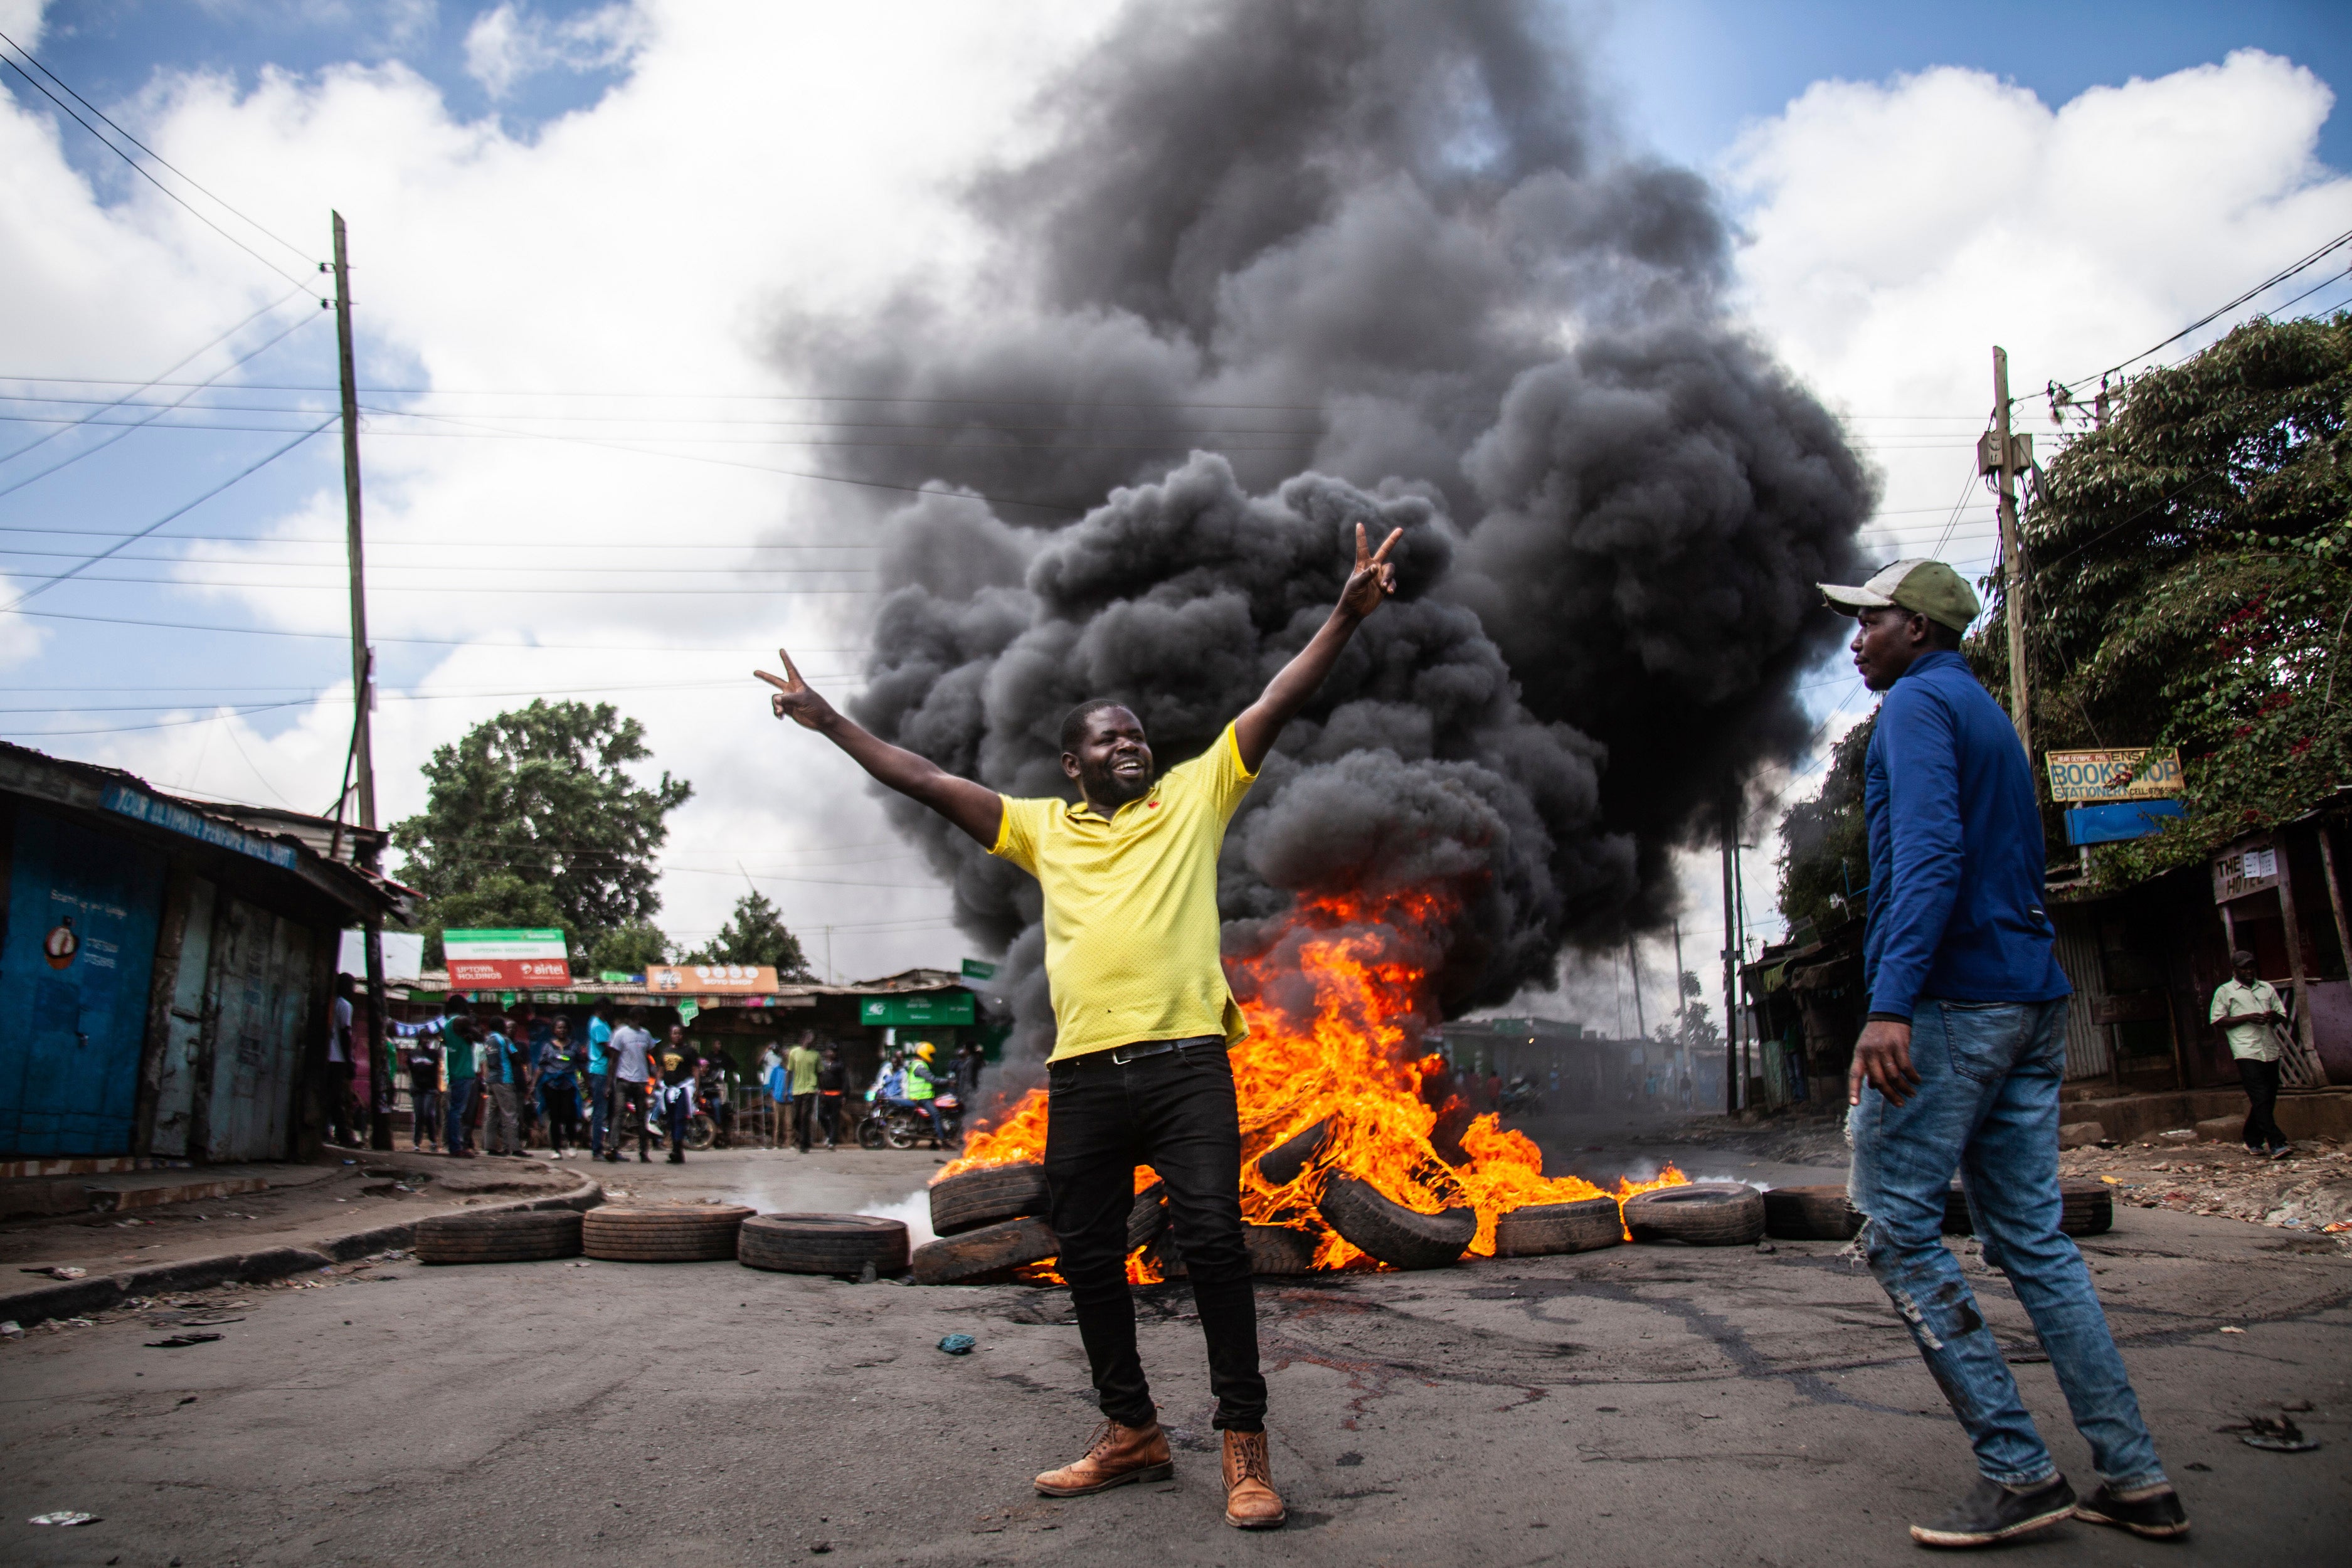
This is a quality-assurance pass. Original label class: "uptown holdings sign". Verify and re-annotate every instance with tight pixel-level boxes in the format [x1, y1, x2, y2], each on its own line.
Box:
[443, 928, 571, 987]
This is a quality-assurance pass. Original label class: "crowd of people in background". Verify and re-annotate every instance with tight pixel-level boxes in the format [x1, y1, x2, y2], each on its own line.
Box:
[374, 996, 987, 1164]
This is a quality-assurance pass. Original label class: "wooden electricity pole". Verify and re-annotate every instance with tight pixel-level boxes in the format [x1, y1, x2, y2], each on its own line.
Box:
[329, 211, 391, 1152]
[1626, 935, 1646, 1040]
[1720, 786, 1740, 1115]
[1987, 347, 2033, 760]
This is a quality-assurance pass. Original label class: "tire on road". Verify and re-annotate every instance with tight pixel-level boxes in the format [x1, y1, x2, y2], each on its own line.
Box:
[929, 1163, 1052, 1237]
[910, 1216, 1058, 1286]
[1493, 1196, 1624, 1256]
[1939, 1180, 2112, 1237]
[1624, 1183, 1766, 1246]
[1257, 1119, 1331, 1187]
[738, 1214, 910, 1276]
[1128, 1181, 1168, 1253]
[1316, 1176, 1475, 1269]
[1244, 1224, 1319, 1276]
[415, 1209, 582, 1264]
[580, 1204, 751, 1262]
[1762, 1184, 1863, 1241]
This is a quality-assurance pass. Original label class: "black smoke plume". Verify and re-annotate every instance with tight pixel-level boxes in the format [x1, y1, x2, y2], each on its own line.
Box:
[779, 0, 1872, 1050]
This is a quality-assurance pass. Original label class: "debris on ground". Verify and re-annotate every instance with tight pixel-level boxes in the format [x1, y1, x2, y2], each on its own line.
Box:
[2223, 1413, 2322, 1453]
[19, 1264, 88, 1280]
[937, 1333, 977, 1355]
[28, 1512, 100, 1526]
[145, 1332, 221, 1348]
[2059, 1140, 2351, 1246]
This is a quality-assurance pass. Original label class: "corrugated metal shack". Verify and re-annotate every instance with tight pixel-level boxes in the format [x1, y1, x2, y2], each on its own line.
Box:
[0, 743, 413, 1163]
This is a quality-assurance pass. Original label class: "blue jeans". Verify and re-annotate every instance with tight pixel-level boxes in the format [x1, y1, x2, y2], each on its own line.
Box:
[587, 1074, 611, 1157]
[1850, 999, 2166, 1490]
[445, 1077, 481, 1153]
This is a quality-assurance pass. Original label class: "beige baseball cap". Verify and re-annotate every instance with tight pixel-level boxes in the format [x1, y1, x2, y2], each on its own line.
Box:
[1818, 559, 1981, 632]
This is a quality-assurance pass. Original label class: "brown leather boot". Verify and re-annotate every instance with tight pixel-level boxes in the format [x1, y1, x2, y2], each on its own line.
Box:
[1221, 1429, 1286, 1528]
[1033, 1419, 1173, 1496]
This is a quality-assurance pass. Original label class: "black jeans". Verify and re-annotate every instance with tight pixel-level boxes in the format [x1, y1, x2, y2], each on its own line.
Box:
[2238, 1056, 2286, 1150]
[615, 1079, 652, 1158]
[1044, 1039, 1266, 1433]
[543, 1082, 580, 1152]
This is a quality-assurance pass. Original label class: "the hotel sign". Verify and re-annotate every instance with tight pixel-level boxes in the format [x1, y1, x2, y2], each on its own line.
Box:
[2045, 748, 2182, 803]
[2212, 841, 2280, 905]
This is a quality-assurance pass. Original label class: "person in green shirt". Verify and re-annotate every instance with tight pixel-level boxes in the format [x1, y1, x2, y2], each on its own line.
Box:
[442, 1005, 480, 1158]
[785, 1032, 822, 1152]
[2210, 951, 2292, 1157]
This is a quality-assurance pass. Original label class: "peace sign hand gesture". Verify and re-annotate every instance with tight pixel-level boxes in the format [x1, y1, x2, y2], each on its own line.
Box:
[753, 650, 834, 730]
[1338, 522, 1403, 621]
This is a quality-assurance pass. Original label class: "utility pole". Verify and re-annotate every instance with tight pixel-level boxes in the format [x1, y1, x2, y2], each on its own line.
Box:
[1985, 347, 2033, 760]
[1720, 785, 1740, 1116]
[1626, 935, 1646, 1039]
[329, 211, 390, 1152]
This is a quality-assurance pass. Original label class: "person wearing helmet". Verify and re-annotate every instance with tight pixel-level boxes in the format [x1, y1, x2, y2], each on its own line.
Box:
[904, 1041, 942, 1144]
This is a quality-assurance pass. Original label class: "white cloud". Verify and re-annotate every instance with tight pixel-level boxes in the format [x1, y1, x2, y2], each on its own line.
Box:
[465, 2, 650, 100]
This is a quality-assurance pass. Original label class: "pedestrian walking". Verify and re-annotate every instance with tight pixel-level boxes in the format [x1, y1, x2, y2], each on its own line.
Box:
[605, 1007, 656, 1163]
[658, 1030, 695, 1163]
[955, 1040, 985, 1099]
[484, 1017, 527, 1157]
[757, 519, 1410, 1530]
[786, 1031, 822, 1152]
[2210, 951, 2293, 1158]
[1825, 559, 2186, 1547]
[538, 1017, 583, 1157]
[403, 1034, 443, 1153]
[443, 1007, 482, 1157]
[326, 973, 362, 1148]
[816, 1044, 845, 1150]
[763, 1048, 790, 1148]
[585, 1003, 614, 1160]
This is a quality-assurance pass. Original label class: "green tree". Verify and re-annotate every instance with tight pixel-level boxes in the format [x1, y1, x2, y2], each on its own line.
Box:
[1976, 314, 2352, 885]
[392, 700, 692, 968]
[587, 923, 672, 977]
[1654, 970, 1722, 1052]
[684, 891, 813, 979]
[1775, 714, 1874, 937]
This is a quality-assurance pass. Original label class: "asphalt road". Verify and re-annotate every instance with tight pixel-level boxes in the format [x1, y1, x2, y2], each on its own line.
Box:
[2, 1145, 2346, 1567]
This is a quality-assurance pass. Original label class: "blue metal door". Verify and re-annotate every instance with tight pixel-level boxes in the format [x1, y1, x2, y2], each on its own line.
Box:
[0, 810, 166, 1155]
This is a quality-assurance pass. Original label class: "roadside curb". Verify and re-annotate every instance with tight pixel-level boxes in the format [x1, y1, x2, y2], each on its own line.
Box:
[0, 1173, 605, 1329]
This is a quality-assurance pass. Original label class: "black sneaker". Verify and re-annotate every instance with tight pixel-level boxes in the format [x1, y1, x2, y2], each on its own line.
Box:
[2073, 1483, 2189, 1539]
[1910, 1475, 2077, 1548]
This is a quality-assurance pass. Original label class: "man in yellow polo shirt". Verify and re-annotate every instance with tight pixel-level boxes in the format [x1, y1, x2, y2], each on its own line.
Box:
[757, 522, 1403, 1532]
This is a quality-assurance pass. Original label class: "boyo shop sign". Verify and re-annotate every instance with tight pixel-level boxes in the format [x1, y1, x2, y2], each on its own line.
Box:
[443, 928, 570, 987]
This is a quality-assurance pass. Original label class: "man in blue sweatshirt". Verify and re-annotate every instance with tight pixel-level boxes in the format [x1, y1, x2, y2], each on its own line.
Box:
[1823, 559, 2185, 1549]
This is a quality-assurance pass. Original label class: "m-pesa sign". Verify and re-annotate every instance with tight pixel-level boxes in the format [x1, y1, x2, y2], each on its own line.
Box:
[443, 928, 571, 987]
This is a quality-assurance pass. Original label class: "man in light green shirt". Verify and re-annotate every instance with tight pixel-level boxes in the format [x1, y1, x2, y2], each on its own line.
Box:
[2210, 951, 2290, 1157]
[785, 1032, 822, 1152]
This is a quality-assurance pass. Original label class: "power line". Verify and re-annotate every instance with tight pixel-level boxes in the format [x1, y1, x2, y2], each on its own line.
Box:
[0, 33, 319, 291]
[2047, 222, 2352, 400]
[0, 309, 326, 499]
[0, 416, 336, 612]
[1, 603, 883, 654]
[0, 290, 307, 467]
[0, 28, 317, 267]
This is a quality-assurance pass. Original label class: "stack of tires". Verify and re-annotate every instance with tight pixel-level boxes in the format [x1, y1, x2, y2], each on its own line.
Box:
[581, 1204, 752, 1262]
[916, 1165, 1058, 1285]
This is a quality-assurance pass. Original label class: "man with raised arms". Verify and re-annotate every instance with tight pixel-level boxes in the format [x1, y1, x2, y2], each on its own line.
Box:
[757, 522, 1402, 1532]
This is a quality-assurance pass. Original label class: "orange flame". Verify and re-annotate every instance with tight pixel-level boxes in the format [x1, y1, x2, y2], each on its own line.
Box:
[941, 890, 1686, 1269]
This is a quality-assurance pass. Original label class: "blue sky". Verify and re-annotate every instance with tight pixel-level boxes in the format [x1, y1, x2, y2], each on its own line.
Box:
[4, 0, 2349, 977]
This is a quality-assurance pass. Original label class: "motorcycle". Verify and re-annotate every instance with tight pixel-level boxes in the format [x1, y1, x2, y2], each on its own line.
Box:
[856, 1093, 961, 1151]
[1500, 1076, 1543, 1116]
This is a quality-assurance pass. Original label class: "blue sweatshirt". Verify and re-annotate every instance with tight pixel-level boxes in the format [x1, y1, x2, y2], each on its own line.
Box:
[1862, 650, 2070, 1020]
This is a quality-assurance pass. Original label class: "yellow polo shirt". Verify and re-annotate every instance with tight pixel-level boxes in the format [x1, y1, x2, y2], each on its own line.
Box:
[992, 724, 1257, 1061]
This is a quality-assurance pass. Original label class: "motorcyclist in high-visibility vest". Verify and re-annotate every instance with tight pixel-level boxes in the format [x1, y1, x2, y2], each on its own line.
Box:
[904, 1041, 941, 1140]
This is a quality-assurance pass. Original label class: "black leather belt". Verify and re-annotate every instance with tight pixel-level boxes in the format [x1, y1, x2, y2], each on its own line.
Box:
[1062, 1034, 1225, 1069]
